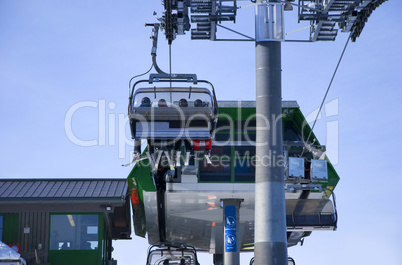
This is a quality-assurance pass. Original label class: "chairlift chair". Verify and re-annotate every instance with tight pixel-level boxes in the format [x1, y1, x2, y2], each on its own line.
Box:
[128, 75, 218, 156]
[146, 245, 199, 265]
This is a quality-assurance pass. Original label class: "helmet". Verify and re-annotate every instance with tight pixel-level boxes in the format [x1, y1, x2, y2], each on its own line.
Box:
[179, 98, 188, 107]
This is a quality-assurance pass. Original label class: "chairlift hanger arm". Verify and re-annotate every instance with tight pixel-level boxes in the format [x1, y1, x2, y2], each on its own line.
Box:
[145, 23, 169, 75]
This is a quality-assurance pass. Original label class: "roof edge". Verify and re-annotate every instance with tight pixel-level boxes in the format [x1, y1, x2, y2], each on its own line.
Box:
[217, 100, 299, 108]
[0, 178, 128, 181]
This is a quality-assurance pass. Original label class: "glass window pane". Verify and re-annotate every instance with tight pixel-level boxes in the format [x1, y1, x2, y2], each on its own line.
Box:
[214, 133, 231, 143]
[234, 158, 256, 182]
[234, 146, 256, 157]
[236, 133, 256, 143]
[49, 214, 99, 250]
[134, 91, 213, 108]
[134, 92, 171, 107]
[172, 91, 212, 107]
[87, 226, 98, 235]
[199, 157, 231, 182]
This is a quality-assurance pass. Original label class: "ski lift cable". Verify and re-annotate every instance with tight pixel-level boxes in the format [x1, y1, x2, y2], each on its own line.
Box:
[302, 34, 351, 156]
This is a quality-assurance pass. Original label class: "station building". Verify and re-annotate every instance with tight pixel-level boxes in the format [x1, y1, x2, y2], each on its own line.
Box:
[0, 178, 131, 265]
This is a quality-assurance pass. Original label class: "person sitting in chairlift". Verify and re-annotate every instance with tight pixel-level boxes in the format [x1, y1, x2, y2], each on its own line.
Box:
[194, 99, 203, 107]
[179, 98, 188, 107]
[158, 99, 167, 107]
[140, 97, 151, 107]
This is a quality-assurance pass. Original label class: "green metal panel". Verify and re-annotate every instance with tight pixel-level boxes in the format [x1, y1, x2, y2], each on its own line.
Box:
[48, 250, 101, 265]
[1, 213, 18, 243]
[127, 157, 155, 194]
[127, 161, 152, 237]
[218, 106, 256, 121]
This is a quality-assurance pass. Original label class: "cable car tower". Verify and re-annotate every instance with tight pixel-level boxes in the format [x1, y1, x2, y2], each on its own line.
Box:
[132, 1, 388, 265]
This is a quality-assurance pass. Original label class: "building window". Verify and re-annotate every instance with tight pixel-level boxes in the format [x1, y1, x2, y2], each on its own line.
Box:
[199, 156, 231, 182]
[0, 216, 3, 241]
[234, 146, 256, 182]
[234, 159, 256, 182]
[49, 214, 99, 250]
[199, 147, 232, 182]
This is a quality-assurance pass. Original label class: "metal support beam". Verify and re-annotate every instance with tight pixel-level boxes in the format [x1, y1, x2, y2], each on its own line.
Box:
[213, 254, 223, 265]
[254, 0, 288, 265]
[222, 199, 242, 265]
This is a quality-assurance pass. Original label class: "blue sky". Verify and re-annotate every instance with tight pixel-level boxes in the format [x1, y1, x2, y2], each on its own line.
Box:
[1, 1, 401, 264]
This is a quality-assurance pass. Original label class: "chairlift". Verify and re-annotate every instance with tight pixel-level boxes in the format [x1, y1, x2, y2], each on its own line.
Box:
[127, 23, 218, 160]
[249, 256, 296, 265]
[128, 74, 218, 156]
[146, 245, 199, 265]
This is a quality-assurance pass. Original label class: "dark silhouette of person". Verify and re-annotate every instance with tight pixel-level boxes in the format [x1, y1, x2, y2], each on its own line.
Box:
[194, 99, 203, 107]
[179, 98, 188, 107]
[140, 97, 151, 107]
[158, 99, 167, 107]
